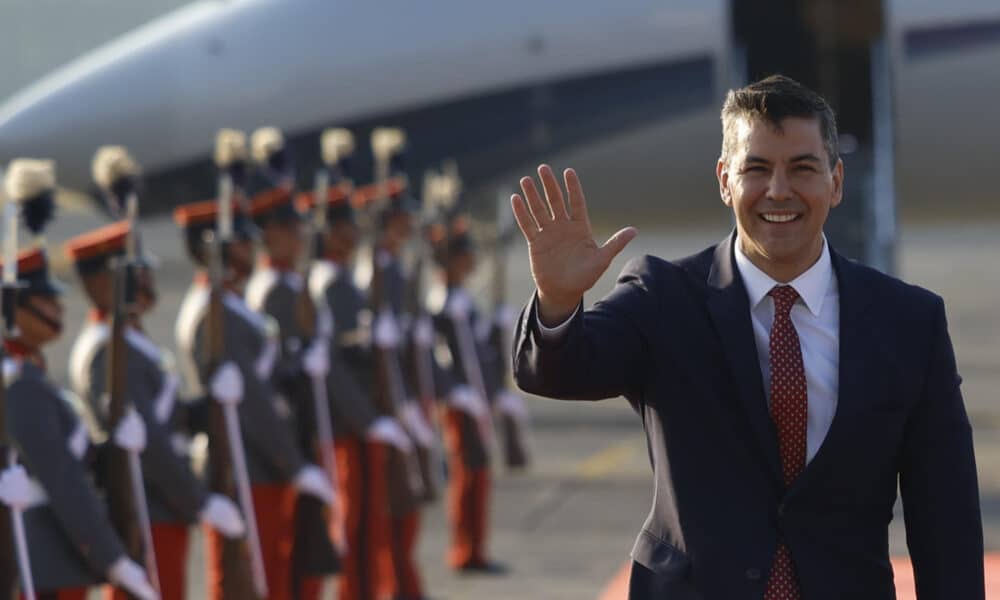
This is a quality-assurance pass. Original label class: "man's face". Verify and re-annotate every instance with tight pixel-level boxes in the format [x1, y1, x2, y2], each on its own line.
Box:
[136, 266, 157, 314]
[716, 116, 843, 279]
[323, 221, 359, 263]
[262, 219, 304, 266]
[383, 212, 414, 254]
[227, 238, 256, 282]
[15, 295, 63, 347]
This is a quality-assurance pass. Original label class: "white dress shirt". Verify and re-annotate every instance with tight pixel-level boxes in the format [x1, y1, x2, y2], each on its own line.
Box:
[734, 236, 839, 464]
[537, 236, 841, 464]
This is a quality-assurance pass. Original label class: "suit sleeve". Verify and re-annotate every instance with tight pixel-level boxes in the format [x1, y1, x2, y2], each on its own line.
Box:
[899, 297, 984, 598]
[8, 379, 126, 575]
[325, 341, 378, 434]
[512, 256, 655, 401]
[123, 351, 209, 522]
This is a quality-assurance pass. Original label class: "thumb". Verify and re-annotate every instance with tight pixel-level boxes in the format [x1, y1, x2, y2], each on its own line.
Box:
[599, 227, 637, 264]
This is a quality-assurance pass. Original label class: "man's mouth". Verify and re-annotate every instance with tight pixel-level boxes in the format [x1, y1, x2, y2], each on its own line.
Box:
[759, 212, 801, 224]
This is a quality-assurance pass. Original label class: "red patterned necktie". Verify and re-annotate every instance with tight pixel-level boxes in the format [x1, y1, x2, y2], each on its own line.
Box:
[764, 285, 807, 600]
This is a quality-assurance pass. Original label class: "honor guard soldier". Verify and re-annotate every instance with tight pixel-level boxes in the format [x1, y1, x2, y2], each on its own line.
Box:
[297, 128, 412, 600]
[245, 126, 340, 599]
[65, 146, 247, 600]
[366, 128, 437, 600]
[174, 139, 334, 598]
[427, 209, 506, 575]
[0, 160, 156, 600]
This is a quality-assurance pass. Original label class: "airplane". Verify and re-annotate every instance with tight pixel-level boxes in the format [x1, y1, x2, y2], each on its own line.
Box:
[0, 0, 997, 221]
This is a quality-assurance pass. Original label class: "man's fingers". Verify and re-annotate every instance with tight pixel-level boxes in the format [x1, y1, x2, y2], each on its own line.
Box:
[564, 168, 590, 223]
[599, 227, 638, 264]
[520, 176, 552, 223]
[538, 164, 570, 221]
[511, 194, 538, 242]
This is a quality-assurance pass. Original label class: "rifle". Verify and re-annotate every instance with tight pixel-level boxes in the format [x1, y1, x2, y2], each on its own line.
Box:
[490, 188, 530, 469]
[204, 174, 268, 599]
[286, 161, 345, 595]
[104, 193, 160, 597]
[0, 190, 36, 600]
[366, 129, 424, 510]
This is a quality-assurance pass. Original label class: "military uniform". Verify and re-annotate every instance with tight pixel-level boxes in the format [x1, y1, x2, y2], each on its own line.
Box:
[299, 172, 404, 600]
[373, 248, 427, 600]
[174, 200, 308, 600]
[64, 221, 209, 600]
[2, 250, 124, 599]
[245, 185, 339, 599]
[426, 214, 505, 573]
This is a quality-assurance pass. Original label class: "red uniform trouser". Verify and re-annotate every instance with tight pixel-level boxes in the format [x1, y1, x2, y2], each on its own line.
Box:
[333, 437, 389, 600]
[105, 522, 191, 600]
[443, 408, 491, 568]
[205, 483, 297, 600]
[383, 512, 422, 600]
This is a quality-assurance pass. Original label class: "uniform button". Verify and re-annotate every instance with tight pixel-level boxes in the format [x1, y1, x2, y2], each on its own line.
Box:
[746, 567, 761, 581]
[777, 501, 786, 517]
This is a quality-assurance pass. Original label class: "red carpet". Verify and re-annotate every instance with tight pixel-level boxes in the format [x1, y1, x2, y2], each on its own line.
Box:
[599, 554, 1000, 600]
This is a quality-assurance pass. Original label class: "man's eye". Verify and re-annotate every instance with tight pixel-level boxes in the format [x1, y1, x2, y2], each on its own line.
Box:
[742, 166, 766, 173]
[794, 165, 816, 172]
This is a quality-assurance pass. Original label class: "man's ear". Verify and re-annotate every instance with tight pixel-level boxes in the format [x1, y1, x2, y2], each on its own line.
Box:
[716, 158, 732, 207]
[830, 158, 844, 208]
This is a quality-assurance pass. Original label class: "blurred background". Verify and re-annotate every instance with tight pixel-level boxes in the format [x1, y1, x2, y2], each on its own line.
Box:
[1, 0, 998, 598]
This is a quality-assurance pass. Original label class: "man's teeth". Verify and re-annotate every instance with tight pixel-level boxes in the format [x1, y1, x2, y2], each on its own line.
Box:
[761, 213, 798, 223]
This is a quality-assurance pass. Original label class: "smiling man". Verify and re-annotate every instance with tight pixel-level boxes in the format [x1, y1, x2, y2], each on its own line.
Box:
[511, 75, 984, 599]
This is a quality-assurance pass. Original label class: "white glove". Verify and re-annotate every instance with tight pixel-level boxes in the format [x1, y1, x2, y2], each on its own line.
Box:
[106, 556, 157, 600]
[199, 493, 246, 539]
[373, 309, 401, 349]
[293, 465, 335, 506]
[302, 339, 330, 378]
[113, 408, 147, 453]
[412, 315, 434, 348]
[366, 416, 413, 453]
[449, 384, 487, 418]
[211, 361, 243, 406]
[496, 389, 529, 420]
[494, 304, 517, 330]
[446, 291, 473, 320]
[0, 465, 46, 510]
[400, 402, 435, 448]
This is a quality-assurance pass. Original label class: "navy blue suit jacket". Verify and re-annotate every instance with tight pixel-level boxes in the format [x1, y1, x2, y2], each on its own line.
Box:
[512, 233, 983, 599]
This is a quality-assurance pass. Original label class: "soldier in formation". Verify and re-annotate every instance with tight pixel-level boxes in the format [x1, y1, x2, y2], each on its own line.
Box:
[0, 124, 529, 600]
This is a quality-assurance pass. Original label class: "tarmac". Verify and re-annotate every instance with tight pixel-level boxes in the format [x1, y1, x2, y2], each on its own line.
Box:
[32, 200, 999, 599]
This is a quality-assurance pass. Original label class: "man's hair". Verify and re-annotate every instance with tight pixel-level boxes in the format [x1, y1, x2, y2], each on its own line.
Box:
[720, 74, 839, 169]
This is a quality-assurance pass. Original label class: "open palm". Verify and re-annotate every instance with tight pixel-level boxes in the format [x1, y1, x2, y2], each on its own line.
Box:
[511, 165, 636, 323]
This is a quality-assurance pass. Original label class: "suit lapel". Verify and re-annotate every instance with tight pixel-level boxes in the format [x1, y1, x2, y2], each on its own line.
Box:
[706, 233, 782, 484]
[789, 249, 877, 494]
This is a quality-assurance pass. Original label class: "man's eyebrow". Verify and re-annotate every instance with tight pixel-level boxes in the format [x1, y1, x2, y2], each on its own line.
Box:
[790, 153, 822, 163]
[743, 155, 771, 165]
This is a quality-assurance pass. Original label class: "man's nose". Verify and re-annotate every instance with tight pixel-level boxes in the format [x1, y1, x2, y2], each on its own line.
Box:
[767, 168, 793, 202]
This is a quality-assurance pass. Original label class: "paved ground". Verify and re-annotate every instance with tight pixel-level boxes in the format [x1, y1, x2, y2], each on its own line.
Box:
[35, 203, 999, 599]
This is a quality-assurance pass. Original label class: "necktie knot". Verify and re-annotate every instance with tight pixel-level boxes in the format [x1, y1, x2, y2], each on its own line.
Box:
[769, 285, 799, 317]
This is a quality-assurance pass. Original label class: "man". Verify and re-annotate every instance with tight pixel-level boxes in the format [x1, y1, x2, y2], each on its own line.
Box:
[173, 197, 334, 600]
[64, 218, 246, 600]
[0, 159, 156, 600]
[511, 75, 984, 599]
[428, 214, 504, 574]
[244, 144, 340, 599]
[298, 174, 412, 600]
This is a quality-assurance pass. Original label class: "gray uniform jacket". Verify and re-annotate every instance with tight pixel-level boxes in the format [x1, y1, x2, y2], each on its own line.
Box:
[433, 287, 502, 468]
[307, 260, 378, 439]
[4, 358, 124, 590]
[68, 322, 209, 524]
[175, 283, 305, 484]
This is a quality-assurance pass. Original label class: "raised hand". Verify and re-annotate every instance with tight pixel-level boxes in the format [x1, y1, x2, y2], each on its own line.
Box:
[511, 165, 636, 324]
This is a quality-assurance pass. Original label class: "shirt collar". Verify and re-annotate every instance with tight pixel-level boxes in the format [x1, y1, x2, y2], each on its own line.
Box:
[733, 234, 832, 317]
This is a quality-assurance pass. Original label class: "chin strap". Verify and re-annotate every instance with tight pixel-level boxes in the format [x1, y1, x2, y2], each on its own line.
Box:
[20, 302, 62, 336]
